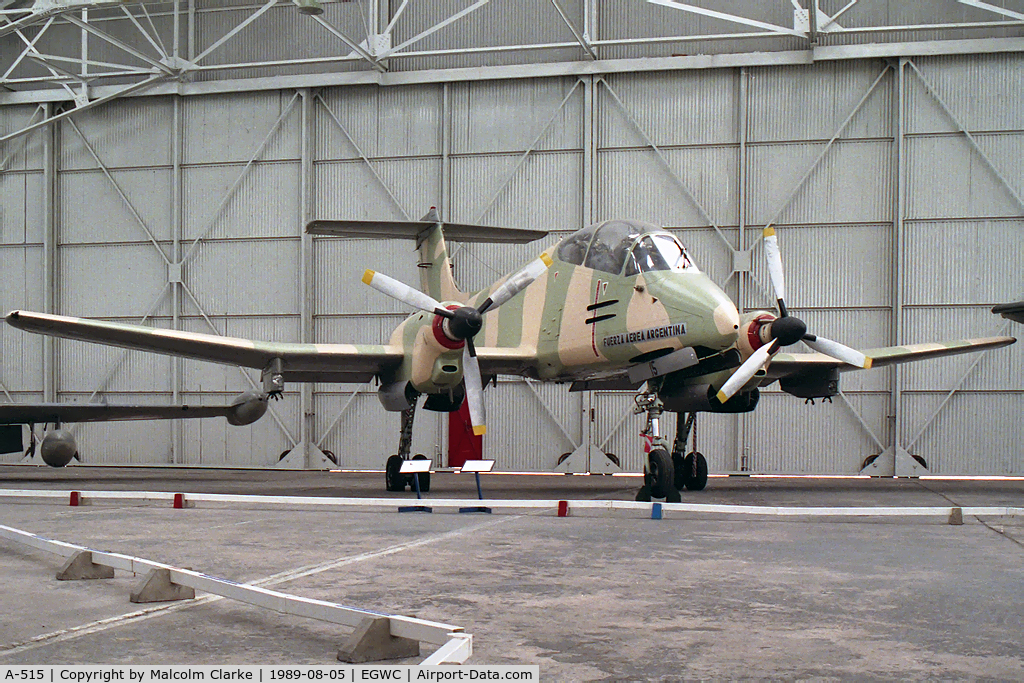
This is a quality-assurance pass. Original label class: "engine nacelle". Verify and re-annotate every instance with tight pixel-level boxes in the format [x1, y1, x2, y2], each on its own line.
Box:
[227, 390, 270, 426]
[422, 382, 465, 413]
[779, 368, 841, 399]
[737, 311, 776, 360]
[661, 383, 760, 414]
[40, 429, 77, 467]
[378, 381, 419, 412]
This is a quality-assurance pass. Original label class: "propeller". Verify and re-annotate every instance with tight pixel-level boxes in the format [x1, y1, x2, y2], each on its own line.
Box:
[716, 226, 871, 404]
[363, 253, 553, 436]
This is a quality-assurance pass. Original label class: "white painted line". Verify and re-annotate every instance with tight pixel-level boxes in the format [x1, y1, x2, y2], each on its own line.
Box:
[1, 488, 1020, 518]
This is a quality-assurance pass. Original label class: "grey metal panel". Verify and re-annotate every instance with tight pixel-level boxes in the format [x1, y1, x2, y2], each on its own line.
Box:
[596, 146, 739, 228]
[183, 91, 300, 164]
[598, 0, 804, 59]
[55, 339, 174, 393]
[592, 391, 644, 473]
[450, 151, 582, 240]
[902, 392, 1024, 475]
[749, 224, 893, 308]
[391, 0, 583, 70]
[450, 78, 583, 155]
[599, 71, 738, 148]
[59, 168, 173, 245]
[314, 315, 407, 347]
[182, 161, 300, 240]
[485, 379, 583, 472]
[450, 237, 561, 296]
[908, 54, 1024, 134]
[66, 411, 173, 465]
[900, 307, 1020, 392]
[316, 85, 443, 159]
[0, 105, 46, 172]
[192, 3, 369, 77]
[902, 219, 1023, 304]
[314, 237, 419, 316]
[0, 170, 44, 244]
[58, 244, 170, 318]
[747, 61, 893, 142]
[905, 136, 1023, 219]
[58, 97, 175, 171]
[187, 239, 300, 315]
[671, 226, 735, 286]
[314, 390, 439, 470]
[747, 390, 890, 473]
[313, 158, 439, 223]
[746, 140, 894, 226]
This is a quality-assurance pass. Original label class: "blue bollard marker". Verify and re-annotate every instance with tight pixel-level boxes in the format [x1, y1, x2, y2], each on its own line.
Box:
[651, 502, 663, 520]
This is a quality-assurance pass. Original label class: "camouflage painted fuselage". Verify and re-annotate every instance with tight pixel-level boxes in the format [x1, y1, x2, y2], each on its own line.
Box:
[388, 223, 740, 394]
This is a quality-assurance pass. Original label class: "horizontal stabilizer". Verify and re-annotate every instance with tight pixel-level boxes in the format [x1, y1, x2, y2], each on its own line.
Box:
[993, 301, 1024, 324]
[307, 219, 548, 244]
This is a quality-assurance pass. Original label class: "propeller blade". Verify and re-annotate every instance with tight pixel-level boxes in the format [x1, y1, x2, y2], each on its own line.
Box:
[463, 344, 486, 436]
[362, 269, 450, 317]
[478, 253, 553, 314]
[803, 335, 872, 369]
[762, 226, 788, 316]
[716, 342, 776, 403]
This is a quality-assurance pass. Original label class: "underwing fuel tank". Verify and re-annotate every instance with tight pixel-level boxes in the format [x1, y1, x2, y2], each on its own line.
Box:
[40, 429, 77, 467]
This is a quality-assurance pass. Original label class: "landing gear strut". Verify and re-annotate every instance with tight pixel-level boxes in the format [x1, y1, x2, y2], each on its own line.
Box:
[633, 390, 681, 503]
[384, 401, 431, 493]
[672, 412, 708, 492]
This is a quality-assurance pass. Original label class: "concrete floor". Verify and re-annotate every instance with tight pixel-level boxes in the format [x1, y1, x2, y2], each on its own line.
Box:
[1, 465, 1022, 680]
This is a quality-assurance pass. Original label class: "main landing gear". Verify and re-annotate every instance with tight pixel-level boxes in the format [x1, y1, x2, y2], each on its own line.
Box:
[633, 391, 708, 502]
[384, 403, 431, 493]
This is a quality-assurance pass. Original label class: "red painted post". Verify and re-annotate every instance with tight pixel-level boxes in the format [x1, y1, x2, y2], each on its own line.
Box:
[557, 500, 569, 517]
[173, 493, 185, 509]
[69, 491, 80, 506]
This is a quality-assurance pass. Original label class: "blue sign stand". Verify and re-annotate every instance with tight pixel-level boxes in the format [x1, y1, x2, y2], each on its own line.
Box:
[458, 459, 494, 514]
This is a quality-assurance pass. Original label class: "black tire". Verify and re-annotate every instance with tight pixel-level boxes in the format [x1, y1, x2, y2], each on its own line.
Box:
[682, 451, 709, 491]
[411, 454, 431, 492]
[672, 450, 686, 491]
[385, 455, 406, 492]
[647, 448, 675, 499]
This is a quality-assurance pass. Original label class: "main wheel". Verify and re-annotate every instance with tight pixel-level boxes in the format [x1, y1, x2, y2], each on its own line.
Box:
[682, 451, 708, 491]
[646, 448, 675, 499]
[672, 450, 686, 491]
[411, 454, 431, 492]
[385, 455, 406, 492]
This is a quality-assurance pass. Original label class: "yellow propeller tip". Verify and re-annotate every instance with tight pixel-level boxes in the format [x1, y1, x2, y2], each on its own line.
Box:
[540, 253, 553, 267]
[715, 390, 728, 404]
[863, 357, 873, 369]
[472, 425, 487, 436]
[361, 269, 375, 285]
[763, 226, 776, 238]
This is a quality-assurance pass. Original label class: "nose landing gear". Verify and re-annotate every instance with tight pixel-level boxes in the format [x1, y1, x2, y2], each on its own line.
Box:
[634, 389, 708, 501]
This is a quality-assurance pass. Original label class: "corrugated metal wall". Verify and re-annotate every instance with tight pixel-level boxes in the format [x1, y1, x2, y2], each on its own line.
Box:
[1, 54, 1021, 474]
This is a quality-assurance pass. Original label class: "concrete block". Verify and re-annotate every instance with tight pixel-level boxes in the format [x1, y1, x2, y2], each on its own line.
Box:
[56, 551, 114, 581]
[130, 568, 195, 603]
[337, 616, 419, 663]
[948, 507, 964, 526]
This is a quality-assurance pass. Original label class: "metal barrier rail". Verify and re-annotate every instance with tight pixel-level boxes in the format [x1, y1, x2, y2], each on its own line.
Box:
[0, 523, 471, 664]
[0, 488, 1021, 518]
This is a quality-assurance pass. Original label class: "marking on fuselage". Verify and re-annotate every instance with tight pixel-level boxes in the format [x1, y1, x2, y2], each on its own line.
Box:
[603, 323, 687, 348]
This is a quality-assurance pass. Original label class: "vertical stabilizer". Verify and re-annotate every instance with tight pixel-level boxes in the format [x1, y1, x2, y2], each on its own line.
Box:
[416, 208, 466, 304]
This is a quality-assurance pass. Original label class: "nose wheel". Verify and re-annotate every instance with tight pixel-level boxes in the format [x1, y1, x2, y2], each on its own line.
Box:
[633, 392, 681, 503]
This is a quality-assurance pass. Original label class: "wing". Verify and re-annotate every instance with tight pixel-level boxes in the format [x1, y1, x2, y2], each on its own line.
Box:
[765, 336, 1016, 380]
[475, 346, 540, 378]
[6, 310, 404, 384]
[0, 403, 239, 424]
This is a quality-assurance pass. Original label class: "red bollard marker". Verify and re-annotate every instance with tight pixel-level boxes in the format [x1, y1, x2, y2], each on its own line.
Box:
[557, 500, 569, 517]
[69, 491, 80, 507]
[173, 493, 185, 509]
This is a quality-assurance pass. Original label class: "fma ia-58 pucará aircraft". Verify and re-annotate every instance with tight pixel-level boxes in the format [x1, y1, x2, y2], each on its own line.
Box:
[6, 209, 1015, 500]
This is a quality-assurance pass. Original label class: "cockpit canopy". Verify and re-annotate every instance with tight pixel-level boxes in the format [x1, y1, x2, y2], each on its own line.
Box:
[555, 219, 699, 277]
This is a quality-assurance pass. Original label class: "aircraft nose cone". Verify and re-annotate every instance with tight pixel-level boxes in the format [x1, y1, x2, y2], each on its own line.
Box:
[446, 306, 483, 340]
[771, 316, 807, 346]
[713, 300, 740, 338]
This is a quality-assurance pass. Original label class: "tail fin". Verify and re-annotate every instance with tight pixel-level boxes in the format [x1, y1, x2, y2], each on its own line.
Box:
[306, 207, 548, 303]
